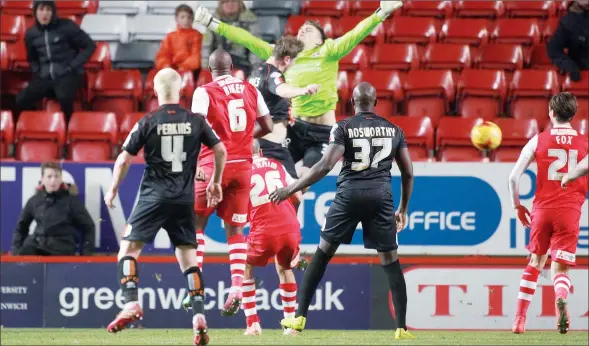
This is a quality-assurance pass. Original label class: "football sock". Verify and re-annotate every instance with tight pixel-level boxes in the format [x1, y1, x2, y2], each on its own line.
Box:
[242, 279, 259, 327]
[184, 266, 205, 316]
[382, 260, 407, 330]
[227, 234, 247, 292]
[553, 273, 571, 300]
[296, 247, 332, 318]
[195, 228, 205, 272]
[280, 283, 297, 319]
[117, 256, 139, 303]
[516, 265, 540, 316]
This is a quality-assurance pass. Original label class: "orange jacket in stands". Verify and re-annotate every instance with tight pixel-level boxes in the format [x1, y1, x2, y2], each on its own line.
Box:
[155, 26, 203, 72]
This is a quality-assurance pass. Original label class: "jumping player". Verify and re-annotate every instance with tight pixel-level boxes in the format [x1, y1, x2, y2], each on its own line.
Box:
[191, 48, 273, 316]
[269, 82, 415, 340]
[562, 155, 589, 187]
[104, 68, 227, 346]
[508, 92, 588, 334]
[194, 1, 403, 180]
[241, 139, 303, 336]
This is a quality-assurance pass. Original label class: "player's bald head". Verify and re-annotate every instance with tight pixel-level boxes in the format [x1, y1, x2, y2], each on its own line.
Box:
[352, 82, 377, 111]
[252, 139, 261, 156]
[209, 48, 233, 75]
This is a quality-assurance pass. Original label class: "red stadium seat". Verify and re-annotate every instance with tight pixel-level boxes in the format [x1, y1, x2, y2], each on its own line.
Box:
[560, 0, 571, 15]
[349, 0, 380, 16]
[404, 70, 455, 125]
[542, 17, 560, 42]
[197, 70, 212, 86]
[54, 0, 98, 16]
[8, 41, 30, 70]
[339, 45, 369, 72]
[144, 69, 196, 111]
[439, 18, 490, 46]
[352, 70, 404, 117]
[119, 112, 144, 143]
[390, 115, 434, 161]
[562, 71, 589, 97]
[1, 110, 14, 157]
[0, 0, 33, 15]
[0, 41, 8, 70]
[0, 71, 29, 97]
[403, 0, 454, 18]
[436, 117, 484, 161]
[491, 118, 539, 162]
[477, 44, 524, 71]
[67, 111, 118, 161]
[545, 118, 589, 135]
[284, 16, 335, 38]
[336, 16, 385, 45]
[302, 0, 349, 17]
[505, 0, 557, 18]
[510, 69, 559, 129]
[85, 41, 112, 71]
[0, 15, 25, 42]
[386, 16, 437, 44]
[457, 69, 507, 120]
[577, 99, 589, 120]
[422, 43, 472, 71]
[370, 43, 419, 71]
[15, 111, 66, 161]
[89, 70, 142, 123]
[530, 44, 553, 69]
[455, 1, 505, 18]
[492, 18, 541, 46]
[336, 71, 350, 117]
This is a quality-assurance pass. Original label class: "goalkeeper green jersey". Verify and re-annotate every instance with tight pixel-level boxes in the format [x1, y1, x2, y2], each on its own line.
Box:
[216, 14, 384, 118]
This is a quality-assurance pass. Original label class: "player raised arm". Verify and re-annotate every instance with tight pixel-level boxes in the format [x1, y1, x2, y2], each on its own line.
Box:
[562, 155, 589, 187]
[508, 135, 538, 228]
[394, 145, 414, 232]
[254, 88, 273, 138]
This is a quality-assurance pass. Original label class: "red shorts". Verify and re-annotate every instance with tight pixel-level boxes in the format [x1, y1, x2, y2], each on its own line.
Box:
[194, 161, 252, 226]
[528, 208, 581, 266]
[247, 232, 301, 269]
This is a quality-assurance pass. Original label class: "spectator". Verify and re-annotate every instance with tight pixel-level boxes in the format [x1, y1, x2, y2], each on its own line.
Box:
[155, 4, 203, 74]
[16, 0, 96, 122]
[11, 162, 95, 256]
[547, 0, 589, 81]
[201, 0, 260, 76]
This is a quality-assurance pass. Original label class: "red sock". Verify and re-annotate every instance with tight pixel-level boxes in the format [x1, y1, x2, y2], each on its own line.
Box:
[280, 283, 297, 319]
[242, 279, 259, 327]
[516, 265, 540, 316]
[195, 229, 205, 272]
[553, 273, 571, 300]
[228, 234, 246, 291]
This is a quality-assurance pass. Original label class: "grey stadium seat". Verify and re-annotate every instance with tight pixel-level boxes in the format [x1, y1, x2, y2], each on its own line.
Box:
[97, 1, 147, 15]
[81, 14, 129, 43]
[251, 0, 300, 17]
[257, 16, 283, 43]
[146, 1, 199, 15]
[128, 14, 176, 42]
[112, 42, 160, 70]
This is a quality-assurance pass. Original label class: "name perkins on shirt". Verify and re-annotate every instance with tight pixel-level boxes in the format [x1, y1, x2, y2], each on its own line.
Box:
[348, 126, 395, 138]
[157, 123, 192, 136]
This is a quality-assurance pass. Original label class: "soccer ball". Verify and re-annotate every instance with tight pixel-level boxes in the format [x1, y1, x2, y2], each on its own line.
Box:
[470, 121, 502, 150]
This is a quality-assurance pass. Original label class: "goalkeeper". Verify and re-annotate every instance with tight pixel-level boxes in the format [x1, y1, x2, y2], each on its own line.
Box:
[194, 1, 403, 179]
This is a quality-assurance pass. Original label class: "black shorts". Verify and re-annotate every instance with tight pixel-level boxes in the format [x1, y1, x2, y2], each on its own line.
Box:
[258, 138, 298, 178]
[287, 119, 332, 168]
[124, 200, 197, 248]
[321, 183, 397, 252]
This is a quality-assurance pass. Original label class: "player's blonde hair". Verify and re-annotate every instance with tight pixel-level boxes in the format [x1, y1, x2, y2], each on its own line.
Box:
[154, 68, 182, 101]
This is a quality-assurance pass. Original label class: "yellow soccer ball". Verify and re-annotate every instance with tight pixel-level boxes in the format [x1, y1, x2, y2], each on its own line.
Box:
[471, 121, 502, 150]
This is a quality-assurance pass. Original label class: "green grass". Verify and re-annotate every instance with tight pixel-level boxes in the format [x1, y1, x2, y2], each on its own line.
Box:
[1, 329, 588, 345]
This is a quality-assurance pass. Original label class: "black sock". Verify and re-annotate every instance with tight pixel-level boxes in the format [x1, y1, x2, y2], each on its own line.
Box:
[296, 247, 332, 318]
[184, 266, 205, 316]
[382, 260, 407, 330]
[117, 256, 139, 303]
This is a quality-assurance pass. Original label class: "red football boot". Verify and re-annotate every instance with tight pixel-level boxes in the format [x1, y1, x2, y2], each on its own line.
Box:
[193, 313, 209, 346]
[106, 302, 143, 333]
[221, 290, 243, 316]
[512, 314, 526, 334]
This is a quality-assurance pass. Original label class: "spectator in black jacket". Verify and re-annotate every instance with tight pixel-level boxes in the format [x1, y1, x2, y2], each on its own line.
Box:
[547, 0, 589, 82]
[11, 161, 95, 256]
[16, 0, 96, 122]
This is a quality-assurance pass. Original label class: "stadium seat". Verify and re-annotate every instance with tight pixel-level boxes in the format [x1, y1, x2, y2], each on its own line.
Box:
[81, 14, 129, 43]
[336, 16, 385, 45]
[404, 69, 455, 125]
[0, 71, 29, 97]
[457, 69, 507, 120]
[89, 70, 142, 123]
[339, 45, 369, 72]
[129, 14, 176, 41]
[436, 117, 484, 161]
[389, 115, 434, 161]
[283, 15, 334, 38]
[84, 41, 112, 71]
[491, 118, 539, 162]
[542, 17, 560, 42]
[370, 43, 419, 71]
[0, 110, 14, 158]
[530, 44, 553, 69]
[510, 69, 559, 129]
[403, 0, 454, 18]
[55, 0, 98, 16]
[422, 43, 471, 71]
[0, 15, 25, 42]
[349, 0, 380, 16]
[112, 41, 159, 69]
[250, 0, 300, 17]
[197, 70, 213, 86]
[545, 117, 589, 134]
[144, 69, 195, 111]
[336, 71, 350, 116]
[505, 0, 557, 18]
[386, 16, 437, 44]
[477, 44, 524, 71]
[439, 18, 490, 46]
[0, 42, 8, 70]
[577, 99, 589, 121]
[492, 18, 541, 46]
[352, 70, 404, 118]
[257, 16, 283, 43]
[562, 71, 589, 97]
[98, 1, 147, 15]
[14, 111, 66, 161]
[67, 111, 118, 161]
[146, 1, 198, 15]
[455, 0, 505, 18]
[119, 112, 144, 144]
[7, 41, 30, 70]
[0, 0, 33, 15]
[301, 0, 348, 17]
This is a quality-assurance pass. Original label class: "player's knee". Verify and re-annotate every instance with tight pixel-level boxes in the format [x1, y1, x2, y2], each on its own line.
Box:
[377, 250, 399, 266]
[318, 238, 338, 257]
[117, 240, 142, 260]
[117, 256, 139, 285]
[528, 253, 547, 270]
[183, 266, 205, 296]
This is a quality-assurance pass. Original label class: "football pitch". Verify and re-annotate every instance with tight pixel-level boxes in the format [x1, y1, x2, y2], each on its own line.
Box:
[1, 328, 588, 345]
